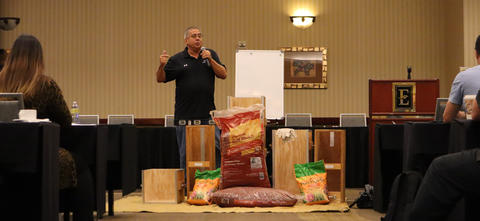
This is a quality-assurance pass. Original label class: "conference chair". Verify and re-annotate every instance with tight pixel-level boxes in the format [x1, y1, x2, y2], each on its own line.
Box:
[339, 113, 367, 127]
[285, 113, 312, 127]
[76, 115, 100, 125]
[107, 114, 134, 125]
[434, 98, 448, 122]
[164, 115, 174, 127]
[0, 93, 24, 122]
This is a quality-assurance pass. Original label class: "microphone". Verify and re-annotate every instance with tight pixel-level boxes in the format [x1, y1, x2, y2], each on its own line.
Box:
[200, 47, 211, 67]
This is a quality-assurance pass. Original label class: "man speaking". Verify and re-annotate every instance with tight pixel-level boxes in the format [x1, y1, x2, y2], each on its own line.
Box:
[156, 26, 227, 169]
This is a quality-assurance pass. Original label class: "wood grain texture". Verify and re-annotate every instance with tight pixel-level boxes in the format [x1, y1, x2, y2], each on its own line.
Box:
[185, 125, 216, 195]
[142, 169, 184, 203]
[272, 129, 309, 194]
[314, 129, 346, 203]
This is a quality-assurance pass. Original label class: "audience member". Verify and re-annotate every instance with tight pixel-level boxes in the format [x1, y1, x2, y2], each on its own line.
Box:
[0, 35, 93, 221]
[443, 35, 480, 122]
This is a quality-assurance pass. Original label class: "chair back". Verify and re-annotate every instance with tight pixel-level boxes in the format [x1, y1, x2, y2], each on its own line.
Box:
[0, 93, 24, 122]
[164, 115, 174, 127]
[285, 113, 312, 127]
[340, 113, 367, 127]
[107, 114, 134, 125]
[77, 115, 100, 125]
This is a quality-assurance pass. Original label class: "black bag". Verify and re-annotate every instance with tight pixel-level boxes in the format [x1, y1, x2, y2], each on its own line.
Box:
[349, 184, 374, 209]
[381, 171, 423, 221]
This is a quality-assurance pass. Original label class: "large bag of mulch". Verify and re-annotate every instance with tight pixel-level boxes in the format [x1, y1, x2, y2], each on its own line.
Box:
[211, 187, 297, 207]
[210, 104, 270, 189]
[295, 160, 330, 205]
[187, 168, 221, 205]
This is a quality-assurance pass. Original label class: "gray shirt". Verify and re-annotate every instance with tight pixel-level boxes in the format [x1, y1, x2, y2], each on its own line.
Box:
[448, 65, 480, 109]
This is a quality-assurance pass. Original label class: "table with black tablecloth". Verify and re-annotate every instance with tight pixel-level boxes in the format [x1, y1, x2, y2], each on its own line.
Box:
[449, 119, 480, 153]
[403, 122, 450, 174]
[373, 124, 404, 213]
[0, 122, 59, 221]
[106, 124, 138, 216]
[373, 122, 451, 213]
[266, 125, 369, 188]
[136, 126, 179, 183]
[60, 125, 107, 218]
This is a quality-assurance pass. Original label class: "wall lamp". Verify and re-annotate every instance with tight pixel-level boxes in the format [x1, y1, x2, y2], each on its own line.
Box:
[0, 17, 20, 31]
[290, 16, 315, 29]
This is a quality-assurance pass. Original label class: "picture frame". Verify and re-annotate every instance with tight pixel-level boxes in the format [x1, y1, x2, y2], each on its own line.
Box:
[281, 47, 327, 89]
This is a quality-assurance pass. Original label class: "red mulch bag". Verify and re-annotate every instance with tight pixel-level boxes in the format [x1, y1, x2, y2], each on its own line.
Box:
[211, 187, 297, 207]
[210, 104, 270, 189]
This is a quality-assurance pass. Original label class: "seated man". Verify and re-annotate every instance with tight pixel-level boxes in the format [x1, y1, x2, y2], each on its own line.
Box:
[410, 90, 480, 220]
[443, 35, 480, 122]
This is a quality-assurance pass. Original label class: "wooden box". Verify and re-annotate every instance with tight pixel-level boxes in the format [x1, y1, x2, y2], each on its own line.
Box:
[186, 125, 216, 195]
[142, 169, 185, 203]
[314, 129, 346, 203]
[272, 129, 310, 194]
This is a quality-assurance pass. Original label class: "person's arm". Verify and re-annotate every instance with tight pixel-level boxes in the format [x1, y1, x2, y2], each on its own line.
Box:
[472, 91, 480, 120]
[201, 49, 227, 79]
[156, 50, 169, 83]
[443, 101, 462, 122]
[45, 79, 72, 127]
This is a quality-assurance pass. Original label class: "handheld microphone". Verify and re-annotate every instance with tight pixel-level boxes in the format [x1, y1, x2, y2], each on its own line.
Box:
[200, 47, 211, 67]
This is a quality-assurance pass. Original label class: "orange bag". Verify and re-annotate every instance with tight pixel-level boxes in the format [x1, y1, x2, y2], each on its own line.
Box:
[187, 168, 221, 205]
[295, 160, 330, 205]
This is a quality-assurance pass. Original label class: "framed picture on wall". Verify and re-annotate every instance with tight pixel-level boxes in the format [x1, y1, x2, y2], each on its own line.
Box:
[281, 47, 327, 89]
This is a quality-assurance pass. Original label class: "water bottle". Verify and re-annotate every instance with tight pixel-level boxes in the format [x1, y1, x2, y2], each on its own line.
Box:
[71, 101, 79, 124]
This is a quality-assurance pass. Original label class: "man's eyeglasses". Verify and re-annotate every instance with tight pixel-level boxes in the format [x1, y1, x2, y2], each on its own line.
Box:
[190, 33, 202, 39]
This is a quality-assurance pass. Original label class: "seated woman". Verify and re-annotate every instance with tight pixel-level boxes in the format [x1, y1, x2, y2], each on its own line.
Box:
[0, 35, 93, 221]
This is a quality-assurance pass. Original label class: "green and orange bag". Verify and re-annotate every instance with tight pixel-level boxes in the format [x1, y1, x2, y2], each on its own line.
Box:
[294, 160, 330, 205]
[187, 168, 221, 205]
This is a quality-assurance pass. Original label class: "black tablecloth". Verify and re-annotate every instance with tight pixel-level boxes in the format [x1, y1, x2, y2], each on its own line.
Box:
[60, 125, 107, 218]
[449, 119, 480, 153]
[0, 122, 59, 221]
[266, 125, 369, 188]
[403, 122, 450, 174]
[106, 124, 137, 195]
[373, 124, 404, 213]
[136, 126, 179, 183]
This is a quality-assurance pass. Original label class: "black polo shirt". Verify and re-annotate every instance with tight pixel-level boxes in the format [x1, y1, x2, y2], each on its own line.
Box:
[164, 47, 225, 121]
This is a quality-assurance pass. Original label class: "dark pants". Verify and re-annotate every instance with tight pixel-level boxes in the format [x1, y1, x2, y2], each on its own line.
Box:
[410, 148, 480, 221]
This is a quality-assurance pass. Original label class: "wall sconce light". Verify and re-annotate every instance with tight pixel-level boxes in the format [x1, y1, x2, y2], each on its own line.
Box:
[0, 17, 20, 31]
[290, 16, 315, 29]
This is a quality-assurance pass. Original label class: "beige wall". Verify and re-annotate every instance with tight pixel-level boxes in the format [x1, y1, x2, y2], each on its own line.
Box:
[0, 0, 465, 118]
[464, 0, 480, 68]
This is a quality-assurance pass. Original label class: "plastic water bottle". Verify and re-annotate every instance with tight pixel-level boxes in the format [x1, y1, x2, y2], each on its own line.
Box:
[71, 101, 79, 124]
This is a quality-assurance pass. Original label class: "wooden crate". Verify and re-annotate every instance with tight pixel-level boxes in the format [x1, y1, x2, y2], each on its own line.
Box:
[272, 129, 310, 194]
[186, 125, 216, 195]
[142, 169, 185, 203]
[314, 129, 346, 203]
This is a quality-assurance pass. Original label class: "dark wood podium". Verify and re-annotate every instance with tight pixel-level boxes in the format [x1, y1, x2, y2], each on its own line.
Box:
[368, 79, 439, 183]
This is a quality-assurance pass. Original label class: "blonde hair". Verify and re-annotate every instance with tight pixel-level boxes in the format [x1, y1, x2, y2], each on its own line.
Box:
[0, 34, 45, 98]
